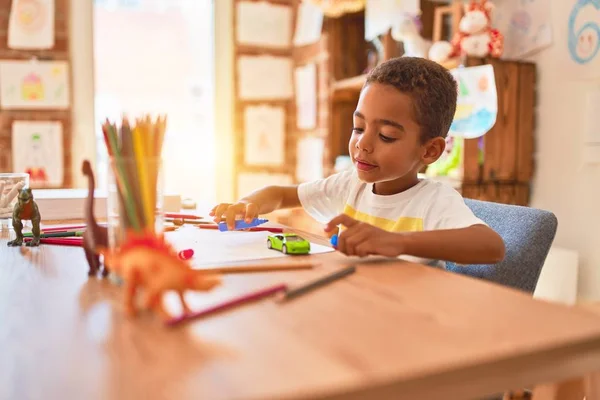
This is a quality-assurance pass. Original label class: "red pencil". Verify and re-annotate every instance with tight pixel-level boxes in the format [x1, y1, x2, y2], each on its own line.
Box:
[165, 283, 288, 327]
[25, 237, 83, 247]
[164, 212, 202, 220]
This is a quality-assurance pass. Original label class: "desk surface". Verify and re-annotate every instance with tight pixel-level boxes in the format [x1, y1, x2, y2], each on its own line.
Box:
[2, 224, 600, 400]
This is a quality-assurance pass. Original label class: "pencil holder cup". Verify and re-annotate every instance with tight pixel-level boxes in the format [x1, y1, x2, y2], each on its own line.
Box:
[106, 156, 164, 250]
[0, 173, 30, 230]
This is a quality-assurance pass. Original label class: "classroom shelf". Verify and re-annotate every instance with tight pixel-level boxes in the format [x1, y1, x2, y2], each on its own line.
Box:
[331, 74, 367, 92]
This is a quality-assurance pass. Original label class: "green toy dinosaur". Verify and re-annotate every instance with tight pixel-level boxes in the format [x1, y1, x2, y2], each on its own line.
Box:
[7, 188, 41, 247]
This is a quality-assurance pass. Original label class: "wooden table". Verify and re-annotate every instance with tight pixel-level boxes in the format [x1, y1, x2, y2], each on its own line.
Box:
[3, 225, 600, 400]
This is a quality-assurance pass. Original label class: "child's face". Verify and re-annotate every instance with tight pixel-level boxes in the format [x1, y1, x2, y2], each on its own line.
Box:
[349, 83, 443, 195]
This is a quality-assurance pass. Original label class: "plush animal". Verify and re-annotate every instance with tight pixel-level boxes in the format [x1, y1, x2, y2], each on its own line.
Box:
[7, 187, 41, 247]
[391, 14, 431, 58]
[451, 0, 504, 58]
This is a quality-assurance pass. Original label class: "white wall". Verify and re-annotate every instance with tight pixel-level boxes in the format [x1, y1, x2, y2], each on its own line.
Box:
[527, 1, 600, 300]
[69, 0, 96, 188]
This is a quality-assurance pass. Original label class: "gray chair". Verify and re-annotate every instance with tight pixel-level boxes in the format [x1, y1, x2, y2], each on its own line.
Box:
[445, 199, 559, 294]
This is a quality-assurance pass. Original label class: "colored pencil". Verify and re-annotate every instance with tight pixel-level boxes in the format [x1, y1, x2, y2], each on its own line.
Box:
[198, 262, 316, 274]
[280, 266, 356, 301]
[25, 237, 83, 247]
[165, 283, 288, 327]
[165, 213, 202, 220]
[23, 230, 84, 238]
[101, 114, 166, 235]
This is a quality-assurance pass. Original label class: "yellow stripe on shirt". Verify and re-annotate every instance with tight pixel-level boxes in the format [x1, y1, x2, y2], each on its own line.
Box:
[342, 204, 423, 232]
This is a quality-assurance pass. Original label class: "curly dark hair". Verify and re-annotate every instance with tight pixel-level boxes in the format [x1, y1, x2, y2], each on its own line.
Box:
[365, 57, 457, 142]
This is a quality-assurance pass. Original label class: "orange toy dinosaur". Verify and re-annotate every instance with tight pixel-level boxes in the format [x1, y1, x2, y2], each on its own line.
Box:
[96, 232, 221, 321]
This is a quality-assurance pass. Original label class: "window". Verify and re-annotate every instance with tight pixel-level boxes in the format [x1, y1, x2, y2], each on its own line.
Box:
[93, 0, 216, 206]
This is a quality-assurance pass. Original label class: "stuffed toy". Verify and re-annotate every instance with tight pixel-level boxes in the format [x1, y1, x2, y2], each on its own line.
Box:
[391, 14, 431, 58]
[428, 0, 503, 66]
[451, 0, 504, 58]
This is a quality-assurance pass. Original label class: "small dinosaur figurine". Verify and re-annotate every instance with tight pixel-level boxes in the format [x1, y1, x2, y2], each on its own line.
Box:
[81, 160, 109, 277]
[7, 188, 41, 247]
[96, 232, 221, 320]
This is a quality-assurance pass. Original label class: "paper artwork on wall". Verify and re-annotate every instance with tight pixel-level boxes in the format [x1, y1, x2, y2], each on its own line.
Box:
[0, 60, 70, 109]
[12, 121, 63, 187]
[293, 1, 324, 46]
[244, 105, 286, 166]
[449, 65, 498, 139]
[236, 1, 292, 48]
[295, 63, 317, 130]
[296, 136, 324, 183]
[492, 0, 553, 60]
[8, 0, 55, 50]
[560, 0, 600, 80]
[237, 172, 293, 199]
[237, 55, 293, 100]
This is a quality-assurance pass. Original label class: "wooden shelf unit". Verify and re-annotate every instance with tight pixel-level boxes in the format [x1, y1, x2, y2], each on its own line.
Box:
[316, 1, 536, 206]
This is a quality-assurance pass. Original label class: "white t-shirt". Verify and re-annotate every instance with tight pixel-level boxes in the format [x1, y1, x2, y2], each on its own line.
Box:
[297, 169, 486, 267]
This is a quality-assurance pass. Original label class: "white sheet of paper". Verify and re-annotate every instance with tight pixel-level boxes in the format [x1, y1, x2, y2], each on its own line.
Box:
[295, 63, 317, 130]
[560, 0, 600, 80]
[448, 65, 498, 139]
[12, 120, 63, 187]
[237, 172, 293, 199]
[237, 55, 293, 100]
[293, 1, 324, 46]
[172, 228, 334, 268]
[0, 60, 70, 109]
[244, 105, 285, 166]
[236, 1, 292, 48]
[8, 0, 55, 49]
[492, 0, 552, 60]
[296, 136, 324, 182]
[365, 0, 420, 41]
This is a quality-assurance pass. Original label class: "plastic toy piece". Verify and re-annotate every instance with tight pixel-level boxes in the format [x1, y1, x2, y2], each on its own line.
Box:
[7, 188, 41, 247]
[218, 218, 268, 232]
[267, 233, 310, 255]
[330, 234, 338, 248]
[178, 248, 194, 260]
[82, 160, 109, 277]
[96, 231, 220, 321]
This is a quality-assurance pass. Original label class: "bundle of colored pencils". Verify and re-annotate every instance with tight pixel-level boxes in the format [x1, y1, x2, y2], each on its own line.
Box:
[101, 115, 167, 234]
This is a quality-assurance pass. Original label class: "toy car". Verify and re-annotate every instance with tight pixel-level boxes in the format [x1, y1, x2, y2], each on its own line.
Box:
[267, 233, 310, 255]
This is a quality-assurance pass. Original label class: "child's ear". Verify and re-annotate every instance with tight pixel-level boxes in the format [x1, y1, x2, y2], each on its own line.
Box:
[421, 137, 446, 165]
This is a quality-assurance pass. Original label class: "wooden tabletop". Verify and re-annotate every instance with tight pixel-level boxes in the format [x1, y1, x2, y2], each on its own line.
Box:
[3, 224, 600, 400]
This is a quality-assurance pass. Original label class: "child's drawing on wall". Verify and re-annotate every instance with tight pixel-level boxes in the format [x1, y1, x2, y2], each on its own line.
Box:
[11, 121, 63, 187]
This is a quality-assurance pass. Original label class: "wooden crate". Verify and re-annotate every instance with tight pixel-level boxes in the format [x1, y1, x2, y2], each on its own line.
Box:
[462, 57, 536, 206]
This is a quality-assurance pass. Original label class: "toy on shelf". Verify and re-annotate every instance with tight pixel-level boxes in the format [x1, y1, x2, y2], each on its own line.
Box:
[428, 0, 503, 67]
[391, 13, 431, 58]
[451, 0, 504, 59]
[267, 233, 310, 255]
[7, 188, 41, 247]
[96, 232, 221, 320]
[82, 160, 109, 277]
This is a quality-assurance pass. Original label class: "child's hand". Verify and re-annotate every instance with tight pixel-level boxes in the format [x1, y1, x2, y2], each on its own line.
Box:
[325, 214, 405, 258]
[209, 201, 259, 230]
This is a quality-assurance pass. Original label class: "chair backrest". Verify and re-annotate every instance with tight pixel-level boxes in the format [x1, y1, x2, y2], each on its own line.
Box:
[445, 199, 558, 294]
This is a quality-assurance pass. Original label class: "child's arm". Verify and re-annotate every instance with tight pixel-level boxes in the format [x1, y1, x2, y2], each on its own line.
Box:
[210, 185, 300, 230]
[325, 214, 505, 265]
